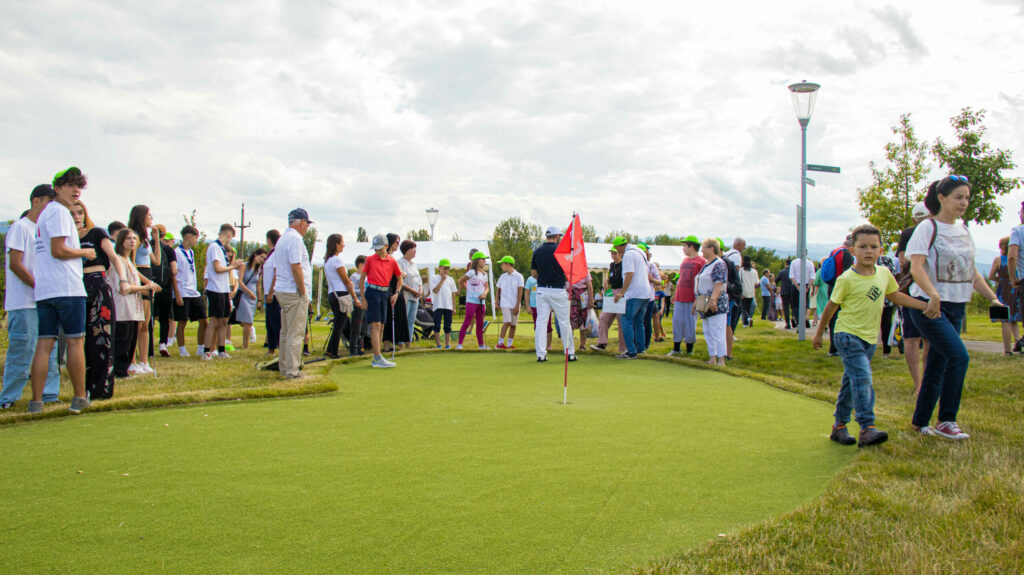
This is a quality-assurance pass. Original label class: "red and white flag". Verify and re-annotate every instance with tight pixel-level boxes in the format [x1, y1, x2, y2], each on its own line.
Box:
[554, 213, 588, 285]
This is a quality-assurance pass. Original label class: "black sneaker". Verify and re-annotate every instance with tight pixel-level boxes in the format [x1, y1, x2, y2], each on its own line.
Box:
[830, 425, 856, 446]
[567, 354, 577, 362]
[858, 426, 889, 448]
[537, 356, 548, 363]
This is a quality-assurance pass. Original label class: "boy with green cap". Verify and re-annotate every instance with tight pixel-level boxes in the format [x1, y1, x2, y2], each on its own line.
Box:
[495, 256, 524, 349]
[430, 258, 457, 348]
[668, 235, 706, 356]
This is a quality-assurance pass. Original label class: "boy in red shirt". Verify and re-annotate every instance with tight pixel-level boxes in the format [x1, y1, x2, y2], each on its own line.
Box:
[359, 234, 404, 368]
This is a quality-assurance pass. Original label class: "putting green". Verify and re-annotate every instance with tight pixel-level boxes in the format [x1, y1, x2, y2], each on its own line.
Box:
[0, 353, 852, 574]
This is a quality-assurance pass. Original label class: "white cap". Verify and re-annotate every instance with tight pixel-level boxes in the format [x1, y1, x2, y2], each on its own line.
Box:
[912, 202, 929, 220]
[545, 226, 562, 237]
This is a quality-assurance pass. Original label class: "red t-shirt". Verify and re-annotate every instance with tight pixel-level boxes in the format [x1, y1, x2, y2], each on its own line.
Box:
[673, 255, 707, 303]
[363, 253, 402, 287]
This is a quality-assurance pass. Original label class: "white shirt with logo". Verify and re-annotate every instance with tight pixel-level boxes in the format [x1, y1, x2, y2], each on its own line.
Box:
[33, 202, 86, 301]
[5, 217, 37, 310]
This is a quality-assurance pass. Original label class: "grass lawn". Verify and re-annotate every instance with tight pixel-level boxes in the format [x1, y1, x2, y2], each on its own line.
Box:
[0, 308, 1021, 573]
[0, 354, 851, 574]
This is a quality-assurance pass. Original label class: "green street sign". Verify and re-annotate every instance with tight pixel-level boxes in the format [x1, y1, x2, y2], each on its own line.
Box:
[807, 164, 840, 174]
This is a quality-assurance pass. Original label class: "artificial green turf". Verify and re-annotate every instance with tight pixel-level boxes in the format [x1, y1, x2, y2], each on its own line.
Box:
[0, 353, 853, 574]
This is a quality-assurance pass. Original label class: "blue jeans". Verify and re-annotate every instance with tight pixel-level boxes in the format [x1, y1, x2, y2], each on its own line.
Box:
[621, 298, 648, 355]
[833, 331, 877, 428]
[2, 309, 60, 403]
[643, 300, 656, 350]
[909, 301, 969, 427]
[406, 298, 419, 342]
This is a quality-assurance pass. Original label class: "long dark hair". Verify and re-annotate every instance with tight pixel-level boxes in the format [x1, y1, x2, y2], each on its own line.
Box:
[924, 176, 971, 215]
[127, 205, 150, 245]
[742, 255, 752, 271]
[325, 234, 342, 263]
[386, 233, 400, 254]
[247, 247, 268, 270]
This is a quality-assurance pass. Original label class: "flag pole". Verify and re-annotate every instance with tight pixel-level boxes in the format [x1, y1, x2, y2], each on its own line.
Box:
[564, 212, 575, 406]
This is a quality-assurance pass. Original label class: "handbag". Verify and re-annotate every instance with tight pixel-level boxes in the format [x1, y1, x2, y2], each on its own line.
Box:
[694, 294, 710, 314]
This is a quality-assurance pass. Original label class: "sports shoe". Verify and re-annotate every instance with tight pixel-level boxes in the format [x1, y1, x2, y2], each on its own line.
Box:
[589, 344, 606, 352]
[537, 356, 548, 362]
[456, 344, 464, 350]
[159, 344, 170, 357]
[139, 363, 155, 374]
[201, 353, 214, 361]
[478, 345, 489, 350]
[666, 350, 681, 357]
[916, 425, 939, 436]
[933, 421, 970, 440]
[444, 345, 451, 350]
[0, 402, 13, 410]
[27, 400, 44, 414]
[614, 352, 637, 360]
[858, 426, 889, 447]
[495, 343, 507, 350]
[128, 363, 143, 374]
[218, 352, 231, 359]
[1014, 337, 1023, 353]
[830, 424, 856, 445]
[567, 354, 577, 362]
[250, 327, 257, 341]
[506, 344, 515, 349]
[371, 356, 396, 368]
[69, 396, 91, 415]
[179, 348, 190, 357]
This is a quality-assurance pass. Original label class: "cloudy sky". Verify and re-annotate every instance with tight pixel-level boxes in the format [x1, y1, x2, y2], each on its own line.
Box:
[2, 0, 1023, 255]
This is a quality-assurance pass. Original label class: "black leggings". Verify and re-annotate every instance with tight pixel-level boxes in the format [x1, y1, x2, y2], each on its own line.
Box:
[326, 292, 351, 356]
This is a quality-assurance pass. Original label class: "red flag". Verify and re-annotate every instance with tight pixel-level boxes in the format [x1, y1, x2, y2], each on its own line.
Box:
[554, 214, 589, 285]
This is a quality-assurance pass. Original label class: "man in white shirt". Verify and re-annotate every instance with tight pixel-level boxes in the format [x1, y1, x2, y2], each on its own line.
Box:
[28, 167, 96, 414]
[789, 255, 816, 330]
[1, 185, 61, 409]
[171, 225, 209, 356]
[495, 256, 524, 349]
[202, 224, 243, 360]
[612, 237, 651, 359]
[274, 209, 314, 379]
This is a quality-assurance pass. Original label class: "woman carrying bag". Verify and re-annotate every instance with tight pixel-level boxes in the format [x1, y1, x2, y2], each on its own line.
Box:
[693, 239, 729, 366]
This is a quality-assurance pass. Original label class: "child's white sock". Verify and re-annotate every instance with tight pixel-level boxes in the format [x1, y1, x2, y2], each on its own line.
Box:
[498, 338, 504, 345]
[179, 346, 187, 354]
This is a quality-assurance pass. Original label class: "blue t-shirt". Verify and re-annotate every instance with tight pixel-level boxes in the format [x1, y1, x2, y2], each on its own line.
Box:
[531, 242, 566, 288]
[759, 275, 771, 296]
[1010, 224, 1024, 279]
[525, 276, 538, 307]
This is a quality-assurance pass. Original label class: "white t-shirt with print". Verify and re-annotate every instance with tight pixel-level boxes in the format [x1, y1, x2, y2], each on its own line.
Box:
[325, 254, 347, 293]
[33, 201, 86, 301]
[622, 246, 651, 300]
[205, 242, 230, 293]
[465, 269, 488, 304]
[906, 219, 976, 303]
[174, 246, 201, 298]
[497, 270, 524, 309]
[430, 275, 457, 310]
[5, 217, 37, 310]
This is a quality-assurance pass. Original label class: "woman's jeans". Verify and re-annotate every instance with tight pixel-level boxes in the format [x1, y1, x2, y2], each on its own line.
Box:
[833, 331, 877, 429]
[908, 301, 969, 428]
[406, 298, 419, 342]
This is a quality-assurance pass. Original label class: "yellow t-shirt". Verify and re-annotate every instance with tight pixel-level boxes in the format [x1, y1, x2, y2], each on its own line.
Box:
[830, 265, 899, 344]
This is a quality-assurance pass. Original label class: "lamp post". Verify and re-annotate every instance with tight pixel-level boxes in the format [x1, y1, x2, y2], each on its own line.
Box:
[426, 208, 439, 241]
[788, 80, 820, 341]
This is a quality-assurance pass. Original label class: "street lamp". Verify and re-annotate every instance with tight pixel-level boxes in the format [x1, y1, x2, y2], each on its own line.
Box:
[426, 208, 439, 241]
[788, 80, 820, 341]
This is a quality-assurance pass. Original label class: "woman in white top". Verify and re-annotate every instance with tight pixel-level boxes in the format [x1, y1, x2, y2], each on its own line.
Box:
[398, 240, 422, 350]
[907, 176, 1003, 440]
[108, 229, 158, 378]
[693, 239, 729, 366]
[322, 234, 359, 358]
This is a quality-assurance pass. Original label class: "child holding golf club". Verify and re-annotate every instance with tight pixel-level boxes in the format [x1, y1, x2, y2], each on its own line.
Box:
[457, 252, 489, 350]
[430, 258, 457, 349]
[360, 234, 403, 368]
[495, 256, 524, 349]
[813, 224, 931, 448]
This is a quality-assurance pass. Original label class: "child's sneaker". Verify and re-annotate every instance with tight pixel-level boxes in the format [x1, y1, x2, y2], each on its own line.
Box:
[159, 344, 170, 357]
[179, 347, 190, 357]
[27, 400, 44, 414]
[506, 344, 515, 350]
[201, 352, 214, 361]
[69, 396, 91, 415]
[456, 344, 464, 350]
[858, 426, 888, 447]
[590, 344, 606, 352]
[128, 363, 143, 374]
[830, 424, 856, 445]
[218, 352, 232, 359]
[933, 421, 970, 440]
[495, 343, 507, 350]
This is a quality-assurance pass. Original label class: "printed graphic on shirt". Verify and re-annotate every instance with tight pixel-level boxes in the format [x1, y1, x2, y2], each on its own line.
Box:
[933, 230, 974, 284]
[866, 285, 882, 302]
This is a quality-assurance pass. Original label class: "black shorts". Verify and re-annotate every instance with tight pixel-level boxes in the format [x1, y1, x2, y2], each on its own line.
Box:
[174, 296, 208, 322]
[138, 267, 154, 302]
[206, 290, 231, 319]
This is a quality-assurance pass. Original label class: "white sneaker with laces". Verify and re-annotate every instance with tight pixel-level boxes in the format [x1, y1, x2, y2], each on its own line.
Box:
[179, 347, 190, 357]
[128, 363, 142, 374]
[201, 352, 214, 361]
[139, 363, 155, 374]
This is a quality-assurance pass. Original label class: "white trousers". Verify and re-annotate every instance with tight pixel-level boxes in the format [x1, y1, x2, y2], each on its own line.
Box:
[535, 287, 575, 358]
[702, 312, 728, 358]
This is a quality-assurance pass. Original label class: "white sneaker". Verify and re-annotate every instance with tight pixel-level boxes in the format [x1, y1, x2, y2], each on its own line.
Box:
[201, 352, 214, 361]
[250, 327, 257, 340]
[478, 345, 489, 350]
[666, 350, 681, 357]
[218, 352, 231, 359]
[179, 347, 190, 357]
[167, 337, 176, 347]
[128, 363, 142, 374]
[139, 363, 155, 374]
[371, 356, 396, 368]
[456, 344, 464, 350]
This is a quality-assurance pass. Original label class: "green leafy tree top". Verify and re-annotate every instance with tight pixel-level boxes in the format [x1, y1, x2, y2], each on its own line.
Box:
[406, 229, 431, 242]
[931, 107, 1021, 226]
[489, 217, 542, 277]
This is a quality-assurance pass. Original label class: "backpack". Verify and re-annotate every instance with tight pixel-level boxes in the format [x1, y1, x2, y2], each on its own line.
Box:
[820, 247, 850, 285]
[723, 256, 744, 300]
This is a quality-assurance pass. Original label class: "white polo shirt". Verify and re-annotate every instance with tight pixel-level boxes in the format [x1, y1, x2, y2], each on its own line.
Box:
[273, 227, 312, 296]
[622, 246, 651, 300]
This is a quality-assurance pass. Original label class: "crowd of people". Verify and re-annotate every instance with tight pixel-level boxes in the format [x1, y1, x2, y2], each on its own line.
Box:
[3, 169, 1021, 448]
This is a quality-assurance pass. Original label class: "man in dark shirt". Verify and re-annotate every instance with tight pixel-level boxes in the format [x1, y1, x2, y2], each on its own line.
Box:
[777, 263, 793, 328]
[894, 201, 930, 389]
[154, 230, 178, 356]
[530, 226, 576, 362]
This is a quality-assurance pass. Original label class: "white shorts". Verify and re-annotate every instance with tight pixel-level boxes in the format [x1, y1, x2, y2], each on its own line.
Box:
[501, 308, 519, 326]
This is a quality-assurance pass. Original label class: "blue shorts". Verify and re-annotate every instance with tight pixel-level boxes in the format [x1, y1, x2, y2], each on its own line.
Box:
[37, 296, 87, 339]
[901, 306, 922, 339]
[365, 288, 389, 324]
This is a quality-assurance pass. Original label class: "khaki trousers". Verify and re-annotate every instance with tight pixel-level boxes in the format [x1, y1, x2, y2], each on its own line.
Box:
[276, 291, 309, 378]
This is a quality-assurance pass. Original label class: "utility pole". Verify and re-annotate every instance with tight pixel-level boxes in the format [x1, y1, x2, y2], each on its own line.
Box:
[234, 203, 252, 251]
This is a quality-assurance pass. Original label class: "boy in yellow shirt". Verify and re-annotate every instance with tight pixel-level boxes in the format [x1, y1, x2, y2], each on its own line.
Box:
[813, 224, 931, 447]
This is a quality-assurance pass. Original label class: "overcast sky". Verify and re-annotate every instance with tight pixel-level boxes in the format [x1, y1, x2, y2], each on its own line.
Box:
[2, 0, 1023, 255]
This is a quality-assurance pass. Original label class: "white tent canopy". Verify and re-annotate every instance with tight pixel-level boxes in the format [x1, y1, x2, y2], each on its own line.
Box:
[580, 243, 684, 271]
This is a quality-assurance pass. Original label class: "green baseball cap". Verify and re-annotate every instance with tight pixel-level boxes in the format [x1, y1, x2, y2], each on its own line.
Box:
[608, 246, 617, 253]
[498, 255, 515, 265]
[438, 258, 451, 267]
[52, 166, 81, 186]
[672, 272, 679, 280]
[717, 237, 726, 251]
[612, 236, 628, 247]
[163, 232, 176, 241]
[638, 242, 649, 251]
[471, 252, 489, 261]
[682, 234, 699, 244]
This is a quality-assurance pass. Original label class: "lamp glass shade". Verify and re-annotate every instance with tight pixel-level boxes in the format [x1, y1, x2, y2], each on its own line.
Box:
[426, 208, 439, 227]
[788, 81, 820, 121]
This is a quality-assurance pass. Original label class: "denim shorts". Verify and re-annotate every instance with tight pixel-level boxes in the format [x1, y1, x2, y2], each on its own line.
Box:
[37, 296, 87, 339]
[365, 287, 389, 324]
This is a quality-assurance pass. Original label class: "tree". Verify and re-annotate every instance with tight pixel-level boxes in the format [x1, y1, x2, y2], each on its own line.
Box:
[602, 230, 639, 244]
[581, 224, 599, 243]
[406, 229, 431, 241]
[356, 227, 368, 242]
[744, 246, 786, 274]
[651, 233, 682, 246]
[931, 107, 1022, 226]
[302, 227, 318, 259]
[856, 113, 931, 246]
[489, 217, 542, 277]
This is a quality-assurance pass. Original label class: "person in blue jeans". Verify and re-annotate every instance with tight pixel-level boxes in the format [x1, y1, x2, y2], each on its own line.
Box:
[1, 185, 62, 408]
[814, 224, 929, 447]
[906, 176, 1004, 440]
[612, 238, 651, 359]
